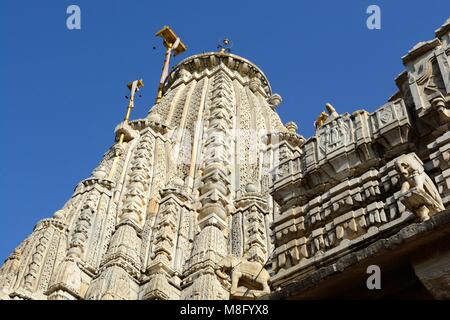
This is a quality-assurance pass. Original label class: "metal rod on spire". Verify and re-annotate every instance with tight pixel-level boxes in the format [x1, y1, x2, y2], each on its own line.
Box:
[155, 26, 187, 104]
[117, 79, 144, 145]
[108, 79, 144, 180]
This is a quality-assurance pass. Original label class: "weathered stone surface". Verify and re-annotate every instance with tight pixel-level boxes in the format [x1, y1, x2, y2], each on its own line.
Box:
[267, 18, 450, 297]
[0, 50, 284, 300]
[265, 210, 450, 299]
[1, 18, 450, 300]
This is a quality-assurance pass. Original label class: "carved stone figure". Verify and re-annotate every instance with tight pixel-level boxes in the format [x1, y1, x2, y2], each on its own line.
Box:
[215, 255, 270, 297]
[395, 154, 445, 221]
[315, 112, 328, 129]
[315, 103, 339, 130]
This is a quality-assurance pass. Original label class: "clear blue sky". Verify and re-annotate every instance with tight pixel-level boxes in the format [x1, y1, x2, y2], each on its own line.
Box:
[0, 0, 449, 262]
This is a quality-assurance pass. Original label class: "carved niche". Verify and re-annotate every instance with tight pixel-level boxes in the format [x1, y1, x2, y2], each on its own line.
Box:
[317, 116, 353, 159]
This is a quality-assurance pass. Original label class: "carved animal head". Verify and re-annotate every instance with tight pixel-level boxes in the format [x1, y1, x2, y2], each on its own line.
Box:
[216, 255, 239, 270]
[395, 154, 423, 179]
[396, 158, 411, 178]
[215, 255, 239, 281]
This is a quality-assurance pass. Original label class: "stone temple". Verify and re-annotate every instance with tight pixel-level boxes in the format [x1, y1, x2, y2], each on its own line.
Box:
[1, 18, 450, 300]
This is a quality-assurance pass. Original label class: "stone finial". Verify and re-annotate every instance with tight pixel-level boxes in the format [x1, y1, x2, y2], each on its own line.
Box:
[285, 121, 298, 134]
[249, 78, 261, 93]
[269, 93, 283, 108]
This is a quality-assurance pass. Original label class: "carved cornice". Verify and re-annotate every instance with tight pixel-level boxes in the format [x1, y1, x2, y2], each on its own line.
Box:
[128, 118, 171, 136]
[73, 178, 115, 197]
[33, 218, 68, 233]
[160, 186, 192, 206]
[402, 38, 442, 64]
[165, 52, 272, 97]
[234, 194, 268, 213]
[435, 17, 450, 38]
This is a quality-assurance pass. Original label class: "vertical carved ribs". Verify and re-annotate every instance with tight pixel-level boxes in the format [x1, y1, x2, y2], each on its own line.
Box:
[120, 131, 154, 226]
[68, 192, 99, 260]
[197, 71, 235, 230]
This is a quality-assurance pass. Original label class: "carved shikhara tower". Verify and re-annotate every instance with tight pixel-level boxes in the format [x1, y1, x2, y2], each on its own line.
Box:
[2, 18, 450, 300]
[0, 50, 288, 300]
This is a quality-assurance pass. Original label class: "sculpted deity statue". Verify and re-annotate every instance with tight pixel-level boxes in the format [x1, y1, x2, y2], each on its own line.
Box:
[395, 154, 445, 221]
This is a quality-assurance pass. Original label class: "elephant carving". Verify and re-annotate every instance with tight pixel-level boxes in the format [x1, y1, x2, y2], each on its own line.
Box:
[395, 154, 445, 221]
[215, 255, 270, 298]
